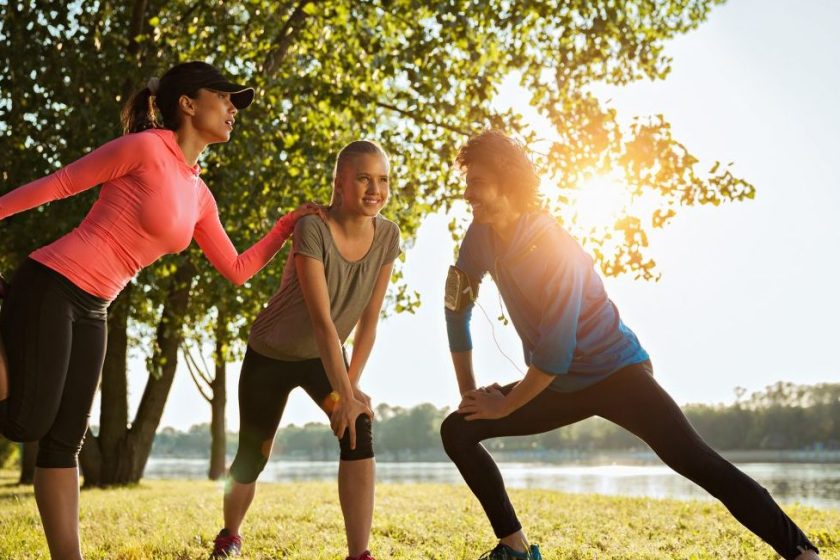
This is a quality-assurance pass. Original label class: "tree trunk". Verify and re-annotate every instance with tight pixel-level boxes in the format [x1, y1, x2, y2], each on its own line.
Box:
[208, 312, 227, 480]
[18, 441, 36, 485]
[123, 261, 195, 483]
[79, 285, 132, 487]
[82, 261, 194, 486]
[99, 285, 132, 481]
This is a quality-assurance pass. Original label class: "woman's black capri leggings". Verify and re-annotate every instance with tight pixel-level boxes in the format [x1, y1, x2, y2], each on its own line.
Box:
[0, 258, 108, 468]
[229, 346, 374, 484]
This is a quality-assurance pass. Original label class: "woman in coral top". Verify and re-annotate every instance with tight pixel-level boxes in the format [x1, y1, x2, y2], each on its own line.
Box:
[0, 61, 319, 559]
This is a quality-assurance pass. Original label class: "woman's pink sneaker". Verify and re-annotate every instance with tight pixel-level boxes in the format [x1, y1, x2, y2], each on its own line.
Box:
[209, 528, 242, 558]
[346, 551, 375, 560]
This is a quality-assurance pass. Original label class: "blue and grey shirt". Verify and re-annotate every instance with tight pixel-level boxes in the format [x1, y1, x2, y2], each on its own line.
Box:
[445, 211, 649, 392]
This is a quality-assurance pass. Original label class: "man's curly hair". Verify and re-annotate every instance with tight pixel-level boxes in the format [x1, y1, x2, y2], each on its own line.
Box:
[455, 130, 542, 212]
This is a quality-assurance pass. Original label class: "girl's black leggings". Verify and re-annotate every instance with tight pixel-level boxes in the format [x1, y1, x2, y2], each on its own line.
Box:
[229, 346, 374, 484]
[440, 361, 818, 560]
[0, 258, 108, 468]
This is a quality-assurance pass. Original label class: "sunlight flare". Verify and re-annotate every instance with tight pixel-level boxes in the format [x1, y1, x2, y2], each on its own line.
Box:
[570, 173, 633, 230]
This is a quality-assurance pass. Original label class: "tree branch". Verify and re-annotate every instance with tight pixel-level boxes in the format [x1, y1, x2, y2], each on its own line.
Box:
[362, 0, 416, 29]
[374, 100, 472, 137]
[189, 345, 214, 388]
[180, 343, 213, 403]
[261, 1, 312, 78]
[178, 0, 202, 23]
[197, 341, 213, 379]
[121, 0, 149, 101]
[185, 359, 213, 403]
[127, 0, 148, 58]
[260, 2, 470, 137]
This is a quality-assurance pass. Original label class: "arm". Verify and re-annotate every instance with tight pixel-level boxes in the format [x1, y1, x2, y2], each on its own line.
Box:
[0, 133, 147, 220]
[346, 261, 394, 386]
[457, 365, 555, 420]
[445, 225, 488, 396]
[446, 307, 480, 396]
[456, 229, 582, 420]
[194, 201, 322, 285]
[450, 350, 477, 396]
[529, 234, 587, 376]
[502, 366, 555, 411]
[296, 253, 372, 448]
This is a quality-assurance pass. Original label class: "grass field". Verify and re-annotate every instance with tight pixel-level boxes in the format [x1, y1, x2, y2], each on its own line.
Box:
[1, 470, 838, 559]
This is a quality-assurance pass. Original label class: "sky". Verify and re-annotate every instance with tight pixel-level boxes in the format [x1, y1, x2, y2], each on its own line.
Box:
[114, 0, 840, 432]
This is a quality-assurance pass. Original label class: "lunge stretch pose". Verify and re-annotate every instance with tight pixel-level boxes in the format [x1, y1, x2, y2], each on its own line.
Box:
[0, 61, 319, 559]
[210, 140, 400, 560]
[440, 130, 821, 560]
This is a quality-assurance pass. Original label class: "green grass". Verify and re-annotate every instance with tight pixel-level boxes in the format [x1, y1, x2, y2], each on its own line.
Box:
[0, 471, 838, 559]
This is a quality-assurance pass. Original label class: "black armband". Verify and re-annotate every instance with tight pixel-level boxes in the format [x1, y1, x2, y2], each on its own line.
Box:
[444, 265, 478, 312]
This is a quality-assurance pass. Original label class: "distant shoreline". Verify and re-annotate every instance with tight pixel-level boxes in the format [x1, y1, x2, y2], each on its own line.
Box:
[149, 448, 840, 464]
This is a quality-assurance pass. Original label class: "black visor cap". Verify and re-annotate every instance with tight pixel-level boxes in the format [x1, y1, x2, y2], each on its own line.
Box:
[204, 81, 255, 109]
[174, 62, 255, 109]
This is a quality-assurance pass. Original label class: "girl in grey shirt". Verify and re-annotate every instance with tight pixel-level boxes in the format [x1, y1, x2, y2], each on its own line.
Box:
[210, 141, 399, 560]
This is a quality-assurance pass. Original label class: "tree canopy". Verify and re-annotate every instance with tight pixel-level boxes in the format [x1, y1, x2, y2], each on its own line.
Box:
[0, 0, 754, 483]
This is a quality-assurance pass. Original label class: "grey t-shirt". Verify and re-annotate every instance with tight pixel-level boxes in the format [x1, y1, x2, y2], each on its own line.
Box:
[248, 214, 401, 361]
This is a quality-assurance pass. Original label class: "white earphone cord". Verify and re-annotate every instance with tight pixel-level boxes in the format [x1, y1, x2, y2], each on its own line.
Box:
[474, 297, 526, 376]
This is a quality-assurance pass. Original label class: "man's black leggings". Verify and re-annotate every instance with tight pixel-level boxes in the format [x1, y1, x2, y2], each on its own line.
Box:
[229, 346, 374, 484]
[0, 258, 108, 468]
[440, 361, 818, 560]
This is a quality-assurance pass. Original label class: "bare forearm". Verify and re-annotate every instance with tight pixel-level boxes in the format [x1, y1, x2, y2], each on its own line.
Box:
[451, 351, 477, 396]
[347, 327, 376, 385]
[312, 322, 354, 398]
[502, 366, 554, 414]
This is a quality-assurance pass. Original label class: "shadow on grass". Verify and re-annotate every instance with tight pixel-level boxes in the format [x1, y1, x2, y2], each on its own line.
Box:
[0, 484, 34, 501]
[0, 469, 34, 500]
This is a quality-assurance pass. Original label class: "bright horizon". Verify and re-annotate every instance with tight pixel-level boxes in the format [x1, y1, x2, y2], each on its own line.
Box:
[112, 0, 839, 432]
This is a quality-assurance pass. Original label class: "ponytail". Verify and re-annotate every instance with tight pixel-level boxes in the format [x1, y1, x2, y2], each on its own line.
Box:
[121, 63, 226, 134]
[120, 87, 160, 135]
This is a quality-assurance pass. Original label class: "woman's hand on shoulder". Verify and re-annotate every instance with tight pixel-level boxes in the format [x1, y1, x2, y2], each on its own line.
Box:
[290, 202, 327, 223]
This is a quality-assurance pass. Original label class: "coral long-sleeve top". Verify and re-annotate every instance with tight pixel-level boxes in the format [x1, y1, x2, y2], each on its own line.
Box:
[0, 128, 290, 300]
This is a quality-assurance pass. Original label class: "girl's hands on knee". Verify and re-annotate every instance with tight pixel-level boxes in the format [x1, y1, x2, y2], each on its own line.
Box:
[352, 386, 374, 412]
[330, 396, 373, 450]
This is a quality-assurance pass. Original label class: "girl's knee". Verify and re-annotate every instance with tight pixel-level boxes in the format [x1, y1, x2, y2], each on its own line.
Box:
[339, 414, 374, 461]
[229, 435, 272, 484]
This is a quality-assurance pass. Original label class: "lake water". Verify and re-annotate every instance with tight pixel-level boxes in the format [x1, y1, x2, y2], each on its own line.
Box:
[145, 458, 840, 509]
